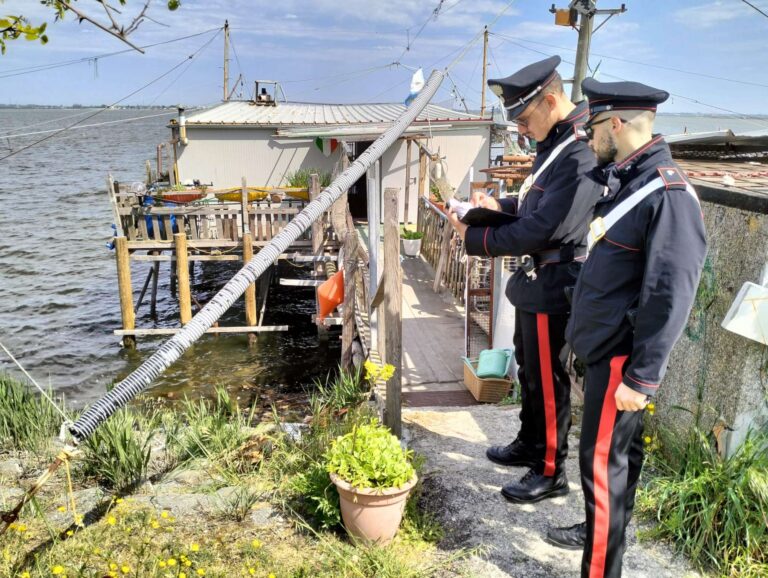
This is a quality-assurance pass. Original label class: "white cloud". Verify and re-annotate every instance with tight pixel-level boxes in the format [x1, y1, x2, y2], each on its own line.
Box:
[674, 1, 753, 29]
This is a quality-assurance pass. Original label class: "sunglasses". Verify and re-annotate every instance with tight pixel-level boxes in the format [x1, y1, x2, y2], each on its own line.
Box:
[583, 116, 629, 139]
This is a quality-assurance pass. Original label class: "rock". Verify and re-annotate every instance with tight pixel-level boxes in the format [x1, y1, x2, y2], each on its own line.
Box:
[247, 502, 278, 527]
[150, 494, 211, 518]
[164, 468, 212, 487]
[0, 459, 23, 481]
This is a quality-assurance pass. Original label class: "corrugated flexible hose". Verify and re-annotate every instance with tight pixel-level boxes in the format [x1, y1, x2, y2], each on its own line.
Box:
[70, 69, 446, 444]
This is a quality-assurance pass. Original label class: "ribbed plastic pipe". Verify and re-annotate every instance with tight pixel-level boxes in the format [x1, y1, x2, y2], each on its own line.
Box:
[70, 70, 446, 443]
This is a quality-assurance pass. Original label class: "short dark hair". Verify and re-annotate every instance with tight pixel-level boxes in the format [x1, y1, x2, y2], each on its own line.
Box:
[541, 72, 565, 97]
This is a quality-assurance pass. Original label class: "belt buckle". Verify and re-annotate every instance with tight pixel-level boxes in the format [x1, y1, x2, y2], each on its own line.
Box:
[589, 217, 607, 244]
[520, 255, 537, 280]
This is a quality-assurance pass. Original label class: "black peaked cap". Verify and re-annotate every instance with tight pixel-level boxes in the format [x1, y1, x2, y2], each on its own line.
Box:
[488, 55, 561, 120]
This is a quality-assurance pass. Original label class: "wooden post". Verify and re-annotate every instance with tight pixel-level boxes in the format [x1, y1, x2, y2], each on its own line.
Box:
[243, 232, 257, 344]
[240, 177, 249, 237]
[341, 231, 358, 369]
[150, 258, 160, 319]
[418, 145, 427, 198]
[145, 159, 153, 185]
[115, 236, 136, 349]
[174, 233, 192, 324]
[310, 173, 323, 277]
[433, 223, 454, 293]
[382, 187, 402, 438]
[404, 138, 412, 224]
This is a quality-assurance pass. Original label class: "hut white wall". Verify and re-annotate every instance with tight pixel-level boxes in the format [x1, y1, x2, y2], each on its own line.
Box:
[380, 126, 491, 222]
[177, 128, 339, 188]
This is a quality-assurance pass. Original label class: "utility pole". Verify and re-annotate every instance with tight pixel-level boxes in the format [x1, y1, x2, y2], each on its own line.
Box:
[551, 1, 626, 103]
[480, 25, 489, 117]
[223, 20, 230, 102]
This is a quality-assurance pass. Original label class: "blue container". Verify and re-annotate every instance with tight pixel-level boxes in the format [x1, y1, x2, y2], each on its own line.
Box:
[476, 348, 513, 379]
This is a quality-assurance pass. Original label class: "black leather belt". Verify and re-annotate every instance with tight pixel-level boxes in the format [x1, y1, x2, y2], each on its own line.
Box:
[520, 246, 587, 280]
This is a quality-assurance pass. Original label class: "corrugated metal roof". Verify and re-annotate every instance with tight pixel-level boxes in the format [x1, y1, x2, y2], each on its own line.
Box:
[185, 101, 487, 127]
[667, 128, 768, 146]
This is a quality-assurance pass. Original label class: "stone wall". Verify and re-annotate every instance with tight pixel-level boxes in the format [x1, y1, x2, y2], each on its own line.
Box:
[659, 187, 768, 448]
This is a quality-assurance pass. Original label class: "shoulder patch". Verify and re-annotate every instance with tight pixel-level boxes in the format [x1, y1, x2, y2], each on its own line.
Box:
[574, 123, 587, 140]
[657, 166, 688, 189]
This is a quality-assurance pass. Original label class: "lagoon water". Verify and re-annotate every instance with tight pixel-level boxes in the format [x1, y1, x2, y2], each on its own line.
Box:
[1, 108, 766, 405]
[0, 108, 339, 406]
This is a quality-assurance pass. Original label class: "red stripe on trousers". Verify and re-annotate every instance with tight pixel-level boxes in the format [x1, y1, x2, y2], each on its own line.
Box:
[536, 313, 557, 477]
[590, 355, 629, 578]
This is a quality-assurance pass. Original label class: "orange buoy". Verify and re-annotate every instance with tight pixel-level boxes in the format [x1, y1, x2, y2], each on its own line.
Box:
[317, 270, 344, 321]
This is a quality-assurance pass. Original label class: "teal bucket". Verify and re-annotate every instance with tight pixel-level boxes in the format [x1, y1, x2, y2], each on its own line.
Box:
[476, 348, 513, 379]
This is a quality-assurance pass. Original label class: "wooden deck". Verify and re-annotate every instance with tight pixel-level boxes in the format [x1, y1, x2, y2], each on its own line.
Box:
[400, 256, 477, 407]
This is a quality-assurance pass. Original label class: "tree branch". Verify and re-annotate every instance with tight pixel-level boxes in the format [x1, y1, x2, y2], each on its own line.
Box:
[59, 1, 145, 53]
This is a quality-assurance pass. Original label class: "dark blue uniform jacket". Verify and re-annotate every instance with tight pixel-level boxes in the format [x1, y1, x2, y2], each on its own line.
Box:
[464, 102, 604, 314]
[566, 135, 707, 397]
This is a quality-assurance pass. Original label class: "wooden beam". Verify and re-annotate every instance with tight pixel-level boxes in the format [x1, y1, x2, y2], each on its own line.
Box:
[382, 187, 402, 438]
[310, 173, 323, 277]
[115, 326, 289, 336]
[131, 254, 243, 262]
[418, 145, 427, 198]
[174, 233, 192, 324]
[243, 233, 257, 336]
[341, 231, 358, 369]
[115, 236, 135, 349]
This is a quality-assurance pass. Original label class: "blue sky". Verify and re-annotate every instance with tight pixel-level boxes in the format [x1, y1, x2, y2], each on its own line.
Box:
[1, 0, 767, 114]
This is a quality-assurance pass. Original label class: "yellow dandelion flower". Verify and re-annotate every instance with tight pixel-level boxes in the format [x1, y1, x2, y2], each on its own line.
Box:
[93, 548, 102, 555]
[190, 543, 200, 552]
[66, 530, 74, 537]
[646, 402, 655, 411]
[158, 561, 167, 568]
[251, 539, 262, 549]
[644, 436, 652, 444]
[184, 560, 192, 567]
[16, 523, 27, 533]
[121, 565, 131, 574]
[20, 572, 30, 578]
[116, 498, 124, 504]
[110, 562, 118, 571]
[74, 515, 84, 526]
[151, 520, 160, 529]
[107, 516, 117, 526]
[248, 570, 256, 577]
[268, 573, 276, 578]
[179, 573, 187, 578]
[57, 506, 66, 513]
[160, 511, 169, 519]
[52, 566, 65, 575]
[167, 558, 177, 567]
[197, 570, 206, 577]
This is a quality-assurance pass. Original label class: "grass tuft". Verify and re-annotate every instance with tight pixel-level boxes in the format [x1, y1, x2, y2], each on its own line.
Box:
[0, 372, 65, 453]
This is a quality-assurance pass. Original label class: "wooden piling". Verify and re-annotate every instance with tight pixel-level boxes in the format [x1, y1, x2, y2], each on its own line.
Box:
[418, 144, 427, 198]
[150, 259, 160, 319]
[174, 233, 192, 324]
[310, 173, 323, 277]
[404, 138, 412, 224]
[243, 232, 258, 344]
[115, 236, 136, 349]
[341, 231, 358, 369]
[382, 187, 402, 438]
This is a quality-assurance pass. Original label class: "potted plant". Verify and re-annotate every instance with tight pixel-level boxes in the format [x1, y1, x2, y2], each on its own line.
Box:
[326, 420, 417, 544]
[401, 228, 424, 257]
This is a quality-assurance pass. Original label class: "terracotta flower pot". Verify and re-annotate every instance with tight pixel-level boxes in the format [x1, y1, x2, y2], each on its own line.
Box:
[330, 472, 418, 544]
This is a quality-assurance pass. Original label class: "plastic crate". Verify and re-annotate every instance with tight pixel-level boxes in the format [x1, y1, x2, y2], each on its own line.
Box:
[462, 357, 513, 403]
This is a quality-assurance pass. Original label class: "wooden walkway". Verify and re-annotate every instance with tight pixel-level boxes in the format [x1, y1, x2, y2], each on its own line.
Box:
[400, 256, 478, 407]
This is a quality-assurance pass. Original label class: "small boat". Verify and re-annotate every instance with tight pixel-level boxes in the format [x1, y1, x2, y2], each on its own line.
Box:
[214, 186, 310, 203]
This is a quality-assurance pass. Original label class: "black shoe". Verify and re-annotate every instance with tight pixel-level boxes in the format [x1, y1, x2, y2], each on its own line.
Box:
[501, 469, 569, 503]
[486, 439, 537, 467]
[545, 521, 587, 550]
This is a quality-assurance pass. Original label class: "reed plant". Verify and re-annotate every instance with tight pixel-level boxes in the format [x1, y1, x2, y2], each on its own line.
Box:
[0, 372, 65, 452]
[80, 407, 158, 491]
[163, 386, 254, 480]
[637, 427, 768, 576]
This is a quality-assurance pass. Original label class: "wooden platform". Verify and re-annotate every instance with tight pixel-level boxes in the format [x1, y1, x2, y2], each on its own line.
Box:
[400, 256, 478, 407]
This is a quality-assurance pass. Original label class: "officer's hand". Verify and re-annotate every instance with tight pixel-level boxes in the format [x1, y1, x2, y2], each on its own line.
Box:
[470, 191, 501, 211]
[446, 209, 468, 241]
[614, 383, 650, 412]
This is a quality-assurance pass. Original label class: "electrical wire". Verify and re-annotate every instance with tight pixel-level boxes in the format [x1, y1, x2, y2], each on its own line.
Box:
[0, 110, 178, 140]
[489, 31, 768, 90]
[739, 0, 768, 19]
[0, 27, 222, 80]
[0, 29, 222, 163]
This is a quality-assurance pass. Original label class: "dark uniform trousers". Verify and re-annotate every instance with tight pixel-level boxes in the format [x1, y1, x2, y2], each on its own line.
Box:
[580, 354, 645, 578]
[514, 310, 571, 476]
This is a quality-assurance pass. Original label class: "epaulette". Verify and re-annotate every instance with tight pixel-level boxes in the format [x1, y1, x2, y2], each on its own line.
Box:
[657, 166, 688, 189]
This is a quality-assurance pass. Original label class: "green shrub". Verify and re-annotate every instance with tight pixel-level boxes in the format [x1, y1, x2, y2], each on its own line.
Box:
[400, 229, 424, 240]
[637, 428, 768, 575]
[0, 372, 65, 452]
[325, 420, 415, 490]
[285, 168, 332, 188]
[80, 407, 157, 490]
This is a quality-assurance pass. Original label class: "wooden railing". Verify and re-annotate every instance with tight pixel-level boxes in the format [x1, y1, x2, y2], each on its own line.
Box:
[417, 197, 467, 305]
